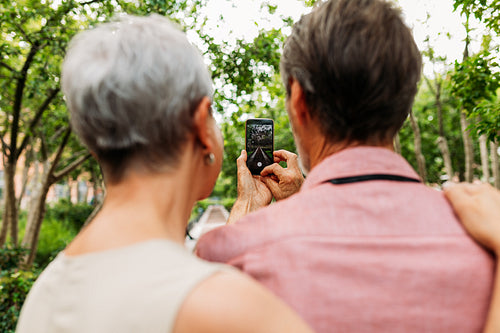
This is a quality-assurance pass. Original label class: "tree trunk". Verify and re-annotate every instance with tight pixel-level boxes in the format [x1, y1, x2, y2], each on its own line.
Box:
[394, 134, 402, 155]
[0, 168, 10, 246]
[433, 79, 454, 182]
[22, 183, 50, 267]
[20, 139, 90, 266]
[0, 162, 19, 246]
[460, 111, 474, 182]
[16, 148, 33, 212]
[409, 112, 427, 182]
[436, 136, 454, 181]
[479, 134, 490, 182]
[21, 161, 50, 267]
[491, 141, 500, 189]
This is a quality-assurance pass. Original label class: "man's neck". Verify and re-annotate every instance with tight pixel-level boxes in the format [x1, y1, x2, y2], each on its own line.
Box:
[308, 139, 395, 171]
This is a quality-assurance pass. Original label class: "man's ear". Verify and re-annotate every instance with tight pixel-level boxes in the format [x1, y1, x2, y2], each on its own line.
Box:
[192, 96, 213, 152]
[289, 79, 310, 126]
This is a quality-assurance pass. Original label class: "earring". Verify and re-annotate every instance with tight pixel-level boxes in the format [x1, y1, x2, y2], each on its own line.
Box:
[205, 152, 215, 165]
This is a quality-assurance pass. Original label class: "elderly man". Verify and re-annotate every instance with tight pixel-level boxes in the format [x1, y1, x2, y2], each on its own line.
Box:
[196, 0, 494, 332]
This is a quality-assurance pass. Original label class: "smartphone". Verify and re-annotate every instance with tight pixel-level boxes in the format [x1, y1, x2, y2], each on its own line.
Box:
[245, 118, 274, 175]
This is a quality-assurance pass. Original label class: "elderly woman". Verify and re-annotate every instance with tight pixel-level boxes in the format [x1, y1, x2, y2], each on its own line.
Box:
[16, 15, 312, 333]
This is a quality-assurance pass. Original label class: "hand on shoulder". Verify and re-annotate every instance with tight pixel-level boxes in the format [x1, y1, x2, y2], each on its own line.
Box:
[444, 182, 500, 255]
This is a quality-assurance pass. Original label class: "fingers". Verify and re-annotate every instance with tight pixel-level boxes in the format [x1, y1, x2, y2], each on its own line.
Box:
[273, 150, 300, 169]
[273, 150, 295, 161]
[444, 183, 494, 205]
[443, 184, 472, 207]
[261, 175, 280, 194]
[261, 163, 285, 178]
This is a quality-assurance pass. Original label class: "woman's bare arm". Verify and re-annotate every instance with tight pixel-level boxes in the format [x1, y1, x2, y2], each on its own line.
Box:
[445, 183, 500, 333]
[173, 270, 314, 333]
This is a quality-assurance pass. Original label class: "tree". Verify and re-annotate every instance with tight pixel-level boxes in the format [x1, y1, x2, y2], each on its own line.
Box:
[408, 110, 427, 182]
[422, 39, 455, 181]
[454, 0, 500, 34]
[215, 74, 296, 199]
[451, 49, 500, 182]
[0, 0, 84, 246]
[398, 74, 466, 185]
[205, 26, 296, 199]
[0, 0, 206, 264]
[453, 0, 500, 184]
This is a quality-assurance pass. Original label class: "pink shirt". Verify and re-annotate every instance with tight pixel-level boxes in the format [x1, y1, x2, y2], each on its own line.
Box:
[197, 147, 494, 332]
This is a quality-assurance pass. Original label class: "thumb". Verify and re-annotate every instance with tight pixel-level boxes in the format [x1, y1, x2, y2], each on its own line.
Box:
[262, 175, 280, 195]
[237, 150, 248, 170]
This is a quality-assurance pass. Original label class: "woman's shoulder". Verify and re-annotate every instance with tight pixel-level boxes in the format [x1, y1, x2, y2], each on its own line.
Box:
[173, 269, 314, 333]
[56, 239, 229, 283]
[18, 239, 232, 333]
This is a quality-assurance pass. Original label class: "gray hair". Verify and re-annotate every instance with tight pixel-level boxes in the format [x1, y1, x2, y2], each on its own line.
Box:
[62, 14, 213, 181]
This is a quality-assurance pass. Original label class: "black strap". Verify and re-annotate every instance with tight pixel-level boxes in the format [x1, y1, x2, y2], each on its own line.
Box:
[326, 174, 421, 185]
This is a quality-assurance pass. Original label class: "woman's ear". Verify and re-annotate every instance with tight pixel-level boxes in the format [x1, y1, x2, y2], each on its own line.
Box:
[192, 96, 213, 152]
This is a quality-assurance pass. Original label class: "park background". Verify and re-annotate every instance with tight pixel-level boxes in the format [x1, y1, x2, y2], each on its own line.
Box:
[0, 0, 499, 331]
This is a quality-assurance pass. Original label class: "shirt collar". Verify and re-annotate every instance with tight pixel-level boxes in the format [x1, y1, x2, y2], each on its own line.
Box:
[301, 146, 421, 191]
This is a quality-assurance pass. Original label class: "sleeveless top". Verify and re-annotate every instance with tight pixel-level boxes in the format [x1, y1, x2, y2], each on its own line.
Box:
[16, 240, 228, 333]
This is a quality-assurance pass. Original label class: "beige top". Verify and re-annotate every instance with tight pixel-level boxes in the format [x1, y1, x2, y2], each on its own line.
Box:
[16, 240, 227, 333]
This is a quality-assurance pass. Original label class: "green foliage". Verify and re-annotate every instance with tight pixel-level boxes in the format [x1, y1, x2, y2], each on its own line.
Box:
[471, 98, 500, 141]
[451, 52, 499, 111]
[32, 200, 92, 268]
[0, 246, 28, 272]
[214, 74, 296, 199]
[45, 198, 94, 231]
[453, 0, 500, 33]
[0, 0, 207, 250]
[208, 28, 284, 100]
[451, 51, 500, 140]
[302, 0, 321, 6]
[35, 217, 77, 269]
[0, 270, 37, 333]
[14, 200, 88, 269]
[399, 78, 468, 183]
[0, 246, 38, 333]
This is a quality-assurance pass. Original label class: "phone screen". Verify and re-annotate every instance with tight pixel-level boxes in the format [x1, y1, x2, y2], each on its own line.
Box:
[246, 118, 274, 175]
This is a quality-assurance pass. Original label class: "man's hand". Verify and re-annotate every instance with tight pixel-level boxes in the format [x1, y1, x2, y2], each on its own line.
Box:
[260, 150, 304, 201]
[236, 150, 273, 207]
[226, 150, 272, 224]
[444, 182, 500, 255]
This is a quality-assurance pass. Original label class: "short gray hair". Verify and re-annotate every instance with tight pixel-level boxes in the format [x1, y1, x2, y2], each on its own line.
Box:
[62, 14, 213, 181]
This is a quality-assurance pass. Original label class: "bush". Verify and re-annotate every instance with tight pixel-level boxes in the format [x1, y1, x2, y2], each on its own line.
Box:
[16, 199, 91, 269]
[0, 247, 39, 333]
[0, 270, 38, 333]
[35, 218, 77, 269]
[0, 246, 28, 272]
[45, 198, 94, 231]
